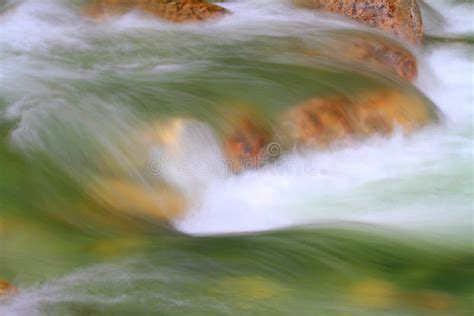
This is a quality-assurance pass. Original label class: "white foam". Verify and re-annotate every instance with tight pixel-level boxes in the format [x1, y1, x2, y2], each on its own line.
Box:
[175, 123, 472, 238]
[0, 0, 88, 52]
[425, 0, 474, 34]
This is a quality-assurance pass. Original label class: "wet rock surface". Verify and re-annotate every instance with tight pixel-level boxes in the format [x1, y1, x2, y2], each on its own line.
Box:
[301, 30, 419, 81]
[0, 280, 18, 297]
[82, 0, 227, 22]
[89, 178, 186, 221]
[218, 105, 275, 173]
[294, 0, 423, 46]
[282, 88, 439, 149]
[333, 35, 418, 81]
[345, 38, 418, 81]
[282, 95, 355, 150]
[223, 116, 272, 173]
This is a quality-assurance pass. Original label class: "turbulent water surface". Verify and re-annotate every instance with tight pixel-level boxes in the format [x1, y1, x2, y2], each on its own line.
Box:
[0, 0, 473, 315]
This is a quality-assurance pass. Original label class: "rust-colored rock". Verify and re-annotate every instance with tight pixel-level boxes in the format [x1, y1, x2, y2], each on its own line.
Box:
[223, 116, 272, 173]
[352, 89, 437, 135]
[82, 0, 227, 22]
[283, 95, 355, 150]
[282, 88, 438, 149]
[326, 32, 418, 81]
[89, 178, 186, 221]
[0, 280, 18, 297]
[222, 89, 437, 170]
[344, 38, 417, 81]
[301, 30, 418, 80]
[350, 278, 397, 308]
[90, 118, 232, 221]
[294, 0, 423, 46]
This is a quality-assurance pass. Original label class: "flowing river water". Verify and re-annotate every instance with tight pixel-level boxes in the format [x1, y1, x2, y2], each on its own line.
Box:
[0, 0, 473, 315]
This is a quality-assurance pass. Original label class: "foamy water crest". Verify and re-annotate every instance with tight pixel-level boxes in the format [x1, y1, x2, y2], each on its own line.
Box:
[0, 0, 472, 239]
[174, 2, 473, 237]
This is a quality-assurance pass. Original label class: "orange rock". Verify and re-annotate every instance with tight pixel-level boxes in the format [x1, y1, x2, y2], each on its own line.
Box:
[304, 31, 418, 81]
[282, 95, 355, 149]
[347, 38, 417, 81]
[408, 290, 455, 312]
[223, 116, 272, 173]
[328, 32, 418, 81]
[82, 0, 227, 22]
[352, 89, 438, 136]
[301, 30, 418, 81]
[294, 0, 423, 46]
[0, 280, 18, 297]
[350, 278, 398, 308]
[223, 88, 438, 170]
[282, 88, 438, 149]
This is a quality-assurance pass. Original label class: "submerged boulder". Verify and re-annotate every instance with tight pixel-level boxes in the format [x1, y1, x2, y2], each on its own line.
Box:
[282, 95, 355, 150]
[282, 88, 439, 149]
[350, 278, 397, 308]
[351, 89, 438, 135]
[223, 117, 272, 173]
[303, 32, 418, 81]
[219, 106, 275, 173]
[89, 118, 229, 221]
[82, 0, 227, 22]
[220, 88, 438, 172]
[0, 280, 18, 297]
[89, 178, 186, 221]
[293, 0, 423, 46]
[342, 37, 418, 81]
[321, 32, 418, 81]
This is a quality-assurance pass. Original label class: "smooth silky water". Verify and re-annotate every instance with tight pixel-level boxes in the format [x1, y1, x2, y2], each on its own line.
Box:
[0, 0, 472, 315]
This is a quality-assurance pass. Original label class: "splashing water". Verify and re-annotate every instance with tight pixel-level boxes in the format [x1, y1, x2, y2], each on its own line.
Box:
[0, 0, 473, 315]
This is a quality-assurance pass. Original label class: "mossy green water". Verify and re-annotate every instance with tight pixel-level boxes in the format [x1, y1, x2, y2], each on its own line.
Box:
[0, 0, 473, 315]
